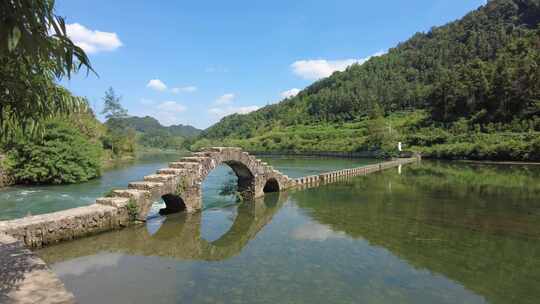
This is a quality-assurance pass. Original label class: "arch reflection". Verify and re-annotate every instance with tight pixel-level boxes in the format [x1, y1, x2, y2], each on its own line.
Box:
[39, 192, 288, 263]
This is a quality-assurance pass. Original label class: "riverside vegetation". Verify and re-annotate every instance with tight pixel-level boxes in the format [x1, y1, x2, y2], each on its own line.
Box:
[1, 86, 200, 185]
[192, 0, 540, 161]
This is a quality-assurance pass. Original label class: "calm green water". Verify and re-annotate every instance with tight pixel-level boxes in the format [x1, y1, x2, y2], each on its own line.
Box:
[0, 154, 375, 220]
[36, 161, 540, 304]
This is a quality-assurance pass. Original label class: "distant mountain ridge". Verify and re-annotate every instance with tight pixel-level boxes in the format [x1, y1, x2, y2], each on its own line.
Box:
[121, 116, 201, 138]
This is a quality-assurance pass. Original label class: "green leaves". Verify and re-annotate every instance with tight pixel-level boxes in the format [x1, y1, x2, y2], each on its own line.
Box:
[0, 65, 90, 141]
[0, 0, 97, 140]
[5, 118, 103, 184]
[7, 27, 21, 52]
[101, 87, 128, 120]
[0, 0, 95, 77]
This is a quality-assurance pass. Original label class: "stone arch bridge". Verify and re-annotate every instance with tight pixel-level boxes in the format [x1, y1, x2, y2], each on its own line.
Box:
[0, 147, 418, 248]
[104, 147, 295, 220]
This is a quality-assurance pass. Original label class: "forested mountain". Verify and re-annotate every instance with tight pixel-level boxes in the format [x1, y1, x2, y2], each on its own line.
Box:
[194, 0, 540, 160]
[121, 116, 201, 138]
[168, 124, 202, 138]
[111, 116, 201, 150]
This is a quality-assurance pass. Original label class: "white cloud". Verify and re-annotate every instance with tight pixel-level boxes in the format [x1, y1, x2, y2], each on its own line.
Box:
[153, 101, 188, 126]
[209, 105, 259, 118]
[209, 93, 257, 118]
[147, 81, 196, 94]
[291, 51, 386, 80]
[52, 253, 122, 277]
[281, 88, 301, 99]
[157, 101, 187, 113]
[236, 106, 259, 114]
[291, 222, 347, 241]
[147, 79, 167, 91]
[171, 86, 197, 94]
[214, 93, 235, 105]
[134, 100, 188, 126]
[66, 23, 122, 54]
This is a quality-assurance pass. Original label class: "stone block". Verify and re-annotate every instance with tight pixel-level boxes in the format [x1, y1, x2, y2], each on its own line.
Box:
[158, 168, 187, 175]
[96, 197, 130, 208]
[128, 181, 164, 191]
[144, 174, 176, 183]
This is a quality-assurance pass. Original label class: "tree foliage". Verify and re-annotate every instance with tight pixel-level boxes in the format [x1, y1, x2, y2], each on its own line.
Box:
[5, 119, 102, 184]
[101, 87, 127, 121]
[0, 0, 95, 139]
[0, 0, 93, 76]
[100, 88, 136, 157]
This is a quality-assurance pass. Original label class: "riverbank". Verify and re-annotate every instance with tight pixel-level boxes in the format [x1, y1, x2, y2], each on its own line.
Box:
[251, 150, 419, 160]
[251, 150, 380, 158]
[0, 150, 186, 190]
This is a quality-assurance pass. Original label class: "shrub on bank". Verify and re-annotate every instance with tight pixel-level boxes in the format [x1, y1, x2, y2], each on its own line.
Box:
[5, 119, 103, 184]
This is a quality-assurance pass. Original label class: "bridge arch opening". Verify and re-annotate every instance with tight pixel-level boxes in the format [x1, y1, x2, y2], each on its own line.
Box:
[221, 160, 255, 198]
[159, 193, 187, 215]
[198, 164, 246, 242]
[263, 178, 280, 193]
[202, 162, 256, 209]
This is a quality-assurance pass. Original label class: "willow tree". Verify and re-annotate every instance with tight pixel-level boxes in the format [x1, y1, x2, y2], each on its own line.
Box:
[0, 0, 95, 140]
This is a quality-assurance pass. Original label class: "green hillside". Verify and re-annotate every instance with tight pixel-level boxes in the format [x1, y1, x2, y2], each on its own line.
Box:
[115, 116, 201, 150]
[121, 116, 201, 138]
[194, 0, 540, 161]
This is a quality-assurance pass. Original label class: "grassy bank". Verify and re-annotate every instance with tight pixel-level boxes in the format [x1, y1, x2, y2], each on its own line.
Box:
[192, 110, 540, 162]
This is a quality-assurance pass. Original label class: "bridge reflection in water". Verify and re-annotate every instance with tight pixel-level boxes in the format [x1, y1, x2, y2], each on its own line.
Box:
[38, 192, 287, 264]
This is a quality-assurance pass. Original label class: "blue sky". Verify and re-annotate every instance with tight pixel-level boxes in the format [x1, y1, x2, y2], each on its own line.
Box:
[56, 0, 486, 129]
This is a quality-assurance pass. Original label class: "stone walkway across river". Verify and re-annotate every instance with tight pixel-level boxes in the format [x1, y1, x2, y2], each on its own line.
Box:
[0, 147, 419, 303]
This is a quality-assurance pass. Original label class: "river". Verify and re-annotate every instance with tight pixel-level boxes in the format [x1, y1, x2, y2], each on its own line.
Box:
[3, 156, 540, 303]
